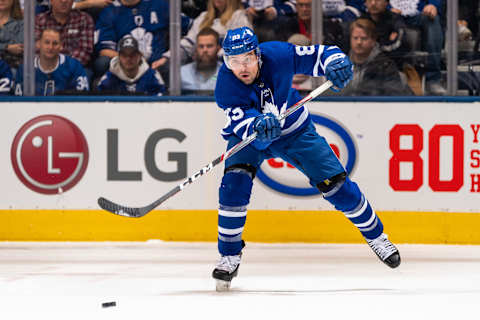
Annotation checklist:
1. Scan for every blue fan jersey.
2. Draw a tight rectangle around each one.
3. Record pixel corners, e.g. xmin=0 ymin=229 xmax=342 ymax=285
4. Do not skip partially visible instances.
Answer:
xmin=95 ymin=0 xmax=191 ymax=64
xmin=15 ymin=54 xmax=89 ymax=96
xmin=97 ymin=68 xmax=165 ymax=96
xmin=0 ymin=59 xmax=13 ymax=95
xmin=215 ymin=41 xmax=345 ymax=150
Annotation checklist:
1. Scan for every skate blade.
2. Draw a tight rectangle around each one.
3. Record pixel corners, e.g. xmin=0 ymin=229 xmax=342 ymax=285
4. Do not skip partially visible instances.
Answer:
xmin=215 ymin=279 xmax=231 ymax=292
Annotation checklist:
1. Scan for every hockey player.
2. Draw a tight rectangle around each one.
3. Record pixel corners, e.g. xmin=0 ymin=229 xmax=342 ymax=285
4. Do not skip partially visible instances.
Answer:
xmin=96 ymin=35 xmax=165 ymax=95
xmin=14 ymin=29 xmax=89 ymax=96
xmin=212 ymin=26 xmax=401 ymax=291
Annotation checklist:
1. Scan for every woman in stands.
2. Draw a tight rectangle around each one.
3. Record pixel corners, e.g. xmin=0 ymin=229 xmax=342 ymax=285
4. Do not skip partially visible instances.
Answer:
xmin=0 ymin=0 xmax=23 ymax=73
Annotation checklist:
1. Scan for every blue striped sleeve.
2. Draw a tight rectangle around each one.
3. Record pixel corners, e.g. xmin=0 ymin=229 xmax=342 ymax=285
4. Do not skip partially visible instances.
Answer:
xmin=292 ymin=43 xmax=346 ymax=77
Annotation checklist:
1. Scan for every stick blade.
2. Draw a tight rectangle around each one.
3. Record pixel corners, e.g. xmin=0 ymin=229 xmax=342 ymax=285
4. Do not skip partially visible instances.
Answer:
xmin=97 ymin=197 xmax=143 ymax=218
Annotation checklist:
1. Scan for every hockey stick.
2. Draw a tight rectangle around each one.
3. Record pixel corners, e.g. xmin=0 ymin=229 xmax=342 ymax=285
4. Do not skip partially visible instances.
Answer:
xmin=98 ymin=80 xmax=333 ymax=218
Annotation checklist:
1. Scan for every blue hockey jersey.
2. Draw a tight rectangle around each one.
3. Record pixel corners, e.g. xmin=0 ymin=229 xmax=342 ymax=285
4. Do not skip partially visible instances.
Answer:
xmin=95 ymin=0 xmax=191 ymax=64
xmin=0 ymin=59 xmax=13 ymax=95
xmin=215 ymin=41 xmax=345 ymax=150
xmin=96 ymin=56 xmax=165 ymax=95
xmin=15 ymin=54 xmax=89 ymax=96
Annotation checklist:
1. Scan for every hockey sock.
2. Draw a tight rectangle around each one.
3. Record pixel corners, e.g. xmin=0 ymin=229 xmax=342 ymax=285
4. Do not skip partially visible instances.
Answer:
xmin=323 ymin=177 xmax=383 ymax=240
xmin=218 ymin=170 xmax=253 ymax=256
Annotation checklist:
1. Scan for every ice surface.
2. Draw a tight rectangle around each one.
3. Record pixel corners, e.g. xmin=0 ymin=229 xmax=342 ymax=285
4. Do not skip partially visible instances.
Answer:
xmin=0 ymin=241 xmax=479 ymax=320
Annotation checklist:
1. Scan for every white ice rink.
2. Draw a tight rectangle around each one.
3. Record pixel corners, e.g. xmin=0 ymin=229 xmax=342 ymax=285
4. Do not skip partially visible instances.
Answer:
xmin=1 ymin=241 xmax=479 ymax=320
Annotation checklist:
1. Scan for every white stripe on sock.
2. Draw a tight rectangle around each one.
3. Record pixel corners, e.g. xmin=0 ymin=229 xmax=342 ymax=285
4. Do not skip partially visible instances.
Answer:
xmin=218 ymin=226 xmax=244 ymax=235
xmin=344 ymin=197 xmax=368 ymax=218
xmin=354 ymin=210 xmax=377 ymax=228
xmin=219 ymin=210 xmax=247 ymax=218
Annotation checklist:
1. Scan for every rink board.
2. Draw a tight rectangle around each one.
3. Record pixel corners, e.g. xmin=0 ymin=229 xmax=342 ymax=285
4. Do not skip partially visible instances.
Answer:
xmin=0 ymin=209 xmax=479 ymax=244
xmin=2 ymin=100 xmax=480 ymax=243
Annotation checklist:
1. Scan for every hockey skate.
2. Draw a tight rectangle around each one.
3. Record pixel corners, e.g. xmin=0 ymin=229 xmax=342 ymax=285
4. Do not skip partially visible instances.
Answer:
xmin=366 ymin=233 xmax=401 ymax=268
xmin=212 ymin=254 xmax=242 ymax=292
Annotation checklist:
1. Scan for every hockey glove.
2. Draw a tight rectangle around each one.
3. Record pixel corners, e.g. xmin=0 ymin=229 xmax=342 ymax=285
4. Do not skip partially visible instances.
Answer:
xmin=253 ymin=113 xmax=281 ymax=143
xmin=325 ymin=56 xmax=354 ymax=92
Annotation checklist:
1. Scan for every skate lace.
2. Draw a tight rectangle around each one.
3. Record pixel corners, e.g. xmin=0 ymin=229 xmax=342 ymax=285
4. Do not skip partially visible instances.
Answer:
xmin=367 ymin=234 xmax=397 ymax=260
xmin=216 ymin=255 xmax=241 ymax=273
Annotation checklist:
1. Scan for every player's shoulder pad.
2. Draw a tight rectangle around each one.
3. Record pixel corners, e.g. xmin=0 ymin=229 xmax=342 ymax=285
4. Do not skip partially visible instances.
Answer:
xmin=214 ymin=64 xmax=254 ymax=109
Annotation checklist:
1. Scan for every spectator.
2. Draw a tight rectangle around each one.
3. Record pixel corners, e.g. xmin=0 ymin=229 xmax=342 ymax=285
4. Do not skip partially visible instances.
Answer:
xmin=287 ymin=33 xmax=313 ymax=91
xmin=155 ymin=0 xmax=250 ymax=70
xmin=0 ymin=0 xmax=23 ymax=71
xmin=242 ymin=0 xmax=296 ymax=42
xmin=341 ymin=18 xmax=412 ymax=96
xmin=363 ymin=0 xmax=410 ymax=69
xmin=389 ymin=0 xmax=445 ymax=95
xmin=289 ymin=0 xmax=311 ymax=39
xmin=94 ymin=0 xmax=191 ymax=78
xmin=15 ymin=28 xmax=89 ymax=96
xmin=96 ymin=35 xmax=165 ymax=95
xmin=181 ymin=27 xmax=222 ymax=92
xmin=35 ymin=0 xmax=94 ymax=69
xmin=0 ymin=58 xmax=13 ymax=95
xmin=282 ymin=0 xmax=361 ymax=49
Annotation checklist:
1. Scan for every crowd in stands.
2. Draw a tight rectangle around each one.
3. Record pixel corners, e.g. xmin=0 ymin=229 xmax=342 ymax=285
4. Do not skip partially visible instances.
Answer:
xmin=0 ymin=0 xmax=478 ymax=97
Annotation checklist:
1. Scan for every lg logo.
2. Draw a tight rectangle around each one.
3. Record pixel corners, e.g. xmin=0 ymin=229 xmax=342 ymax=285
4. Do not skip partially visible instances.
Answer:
xmin=11 ymin=115 xmax=89 ymax=194
xmin=11 ymin=115 xmax=189 ymax=194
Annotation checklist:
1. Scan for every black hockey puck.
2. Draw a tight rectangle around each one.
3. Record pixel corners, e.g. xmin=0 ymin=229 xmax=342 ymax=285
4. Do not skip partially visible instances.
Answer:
xmin=102 ymin=301 xmax=116 ymax=308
